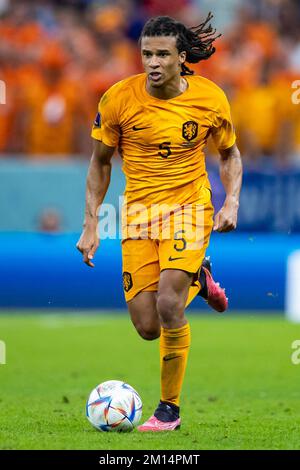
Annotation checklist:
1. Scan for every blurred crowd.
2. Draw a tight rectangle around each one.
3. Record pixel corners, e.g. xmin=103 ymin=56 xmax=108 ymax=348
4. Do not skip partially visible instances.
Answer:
xmin=0 ymin=0 xmax=300 ymax=165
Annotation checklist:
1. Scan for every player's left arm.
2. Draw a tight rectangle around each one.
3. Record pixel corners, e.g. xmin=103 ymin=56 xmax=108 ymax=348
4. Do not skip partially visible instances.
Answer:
xmin=213 ymin=143 xmax=243 ymax=232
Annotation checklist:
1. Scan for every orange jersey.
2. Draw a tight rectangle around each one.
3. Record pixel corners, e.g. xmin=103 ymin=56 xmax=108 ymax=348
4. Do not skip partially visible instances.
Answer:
xmin=91 ymin=73 xmax=236 ymax=210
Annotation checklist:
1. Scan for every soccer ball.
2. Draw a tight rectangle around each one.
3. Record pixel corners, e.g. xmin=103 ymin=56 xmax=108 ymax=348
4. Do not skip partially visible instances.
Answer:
xmin=86 ymin=380 xmax=142 ymax=432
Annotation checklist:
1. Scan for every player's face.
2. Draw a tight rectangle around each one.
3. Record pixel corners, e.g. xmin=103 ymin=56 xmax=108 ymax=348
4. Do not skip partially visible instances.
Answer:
xmin=141 ymin=36 xmax=186 ymax=88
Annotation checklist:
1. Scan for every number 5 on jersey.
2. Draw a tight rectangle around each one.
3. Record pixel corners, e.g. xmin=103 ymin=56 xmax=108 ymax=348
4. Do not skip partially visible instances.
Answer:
xmin=158 ymin=142 xmax=172 ymax=158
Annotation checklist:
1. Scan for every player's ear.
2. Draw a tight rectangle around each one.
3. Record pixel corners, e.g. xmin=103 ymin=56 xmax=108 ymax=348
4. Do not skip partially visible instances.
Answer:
xmin=179 ymin=51 xmax=186 ymax=64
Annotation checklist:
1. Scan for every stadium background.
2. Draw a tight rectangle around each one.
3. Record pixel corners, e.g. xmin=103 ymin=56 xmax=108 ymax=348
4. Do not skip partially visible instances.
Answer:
xmin=0 ymin=0 xmax=300 ymax=312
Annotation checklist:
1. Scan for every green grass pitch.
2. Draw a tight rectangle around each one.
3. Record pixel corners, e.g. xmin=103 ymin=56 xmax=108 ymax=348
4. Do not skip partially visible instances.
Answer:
xmin=0 ymin=312 xmax=299 ymax=450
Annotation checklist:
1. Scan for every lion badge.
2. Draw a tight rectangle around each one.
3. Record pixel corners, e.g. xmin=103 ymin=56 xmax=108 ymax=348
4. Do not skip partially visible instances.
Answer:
xmin=182 ymin=121 xmax=198 ymax=141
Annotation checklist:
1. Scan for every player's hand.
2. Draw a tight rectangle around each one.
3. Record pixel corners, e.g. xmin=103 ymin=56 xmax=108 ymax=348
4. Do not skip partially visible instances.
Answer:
xmin=213 ymin=200 xmax=238 ymax=232
xmin=76 ymin=227 xmax=99 ymax=267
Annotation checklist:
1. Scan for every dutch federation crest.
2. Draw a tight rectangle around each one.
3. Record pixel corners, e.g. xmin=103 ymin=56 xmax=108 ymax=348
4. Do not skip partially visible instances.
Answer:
xmin=182 ymin=121 xmax=198 ymax=141
xmin=122 ymin=272 xmax=133 ymax=292
xmin=93 ymin=112 xmax=101 ymax=128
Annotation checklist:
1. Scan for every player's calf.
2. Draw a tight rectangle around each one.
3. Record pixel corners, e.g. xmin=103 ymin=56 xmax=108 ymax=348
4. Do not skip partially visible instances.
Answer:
xmin=135 ymin=325 xmax=161 ymax=340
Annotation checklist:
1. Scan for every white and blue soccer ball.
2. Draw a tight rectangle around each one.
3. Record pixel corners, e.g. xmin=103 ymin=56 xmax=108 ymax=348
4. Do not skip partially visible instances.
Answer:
xmin=86 ymin=380 xmax=142 ymax=432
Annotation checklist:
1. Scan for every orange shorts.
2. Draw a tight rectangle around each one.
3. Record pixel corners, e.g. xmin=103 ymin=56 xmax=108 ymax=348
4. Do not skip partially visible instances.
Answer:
xmin=122 ymin=195 xmax=214 ymax=302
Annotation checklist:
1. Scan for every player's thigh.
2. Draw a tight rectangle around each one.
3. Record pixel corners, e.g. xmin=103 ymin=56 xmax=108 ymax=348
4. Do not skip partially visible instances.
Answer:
xmin=122 ymin=239 xmax=160 ymax=338
xmin=122 ymin=238 xmax=160 ymax=303
xmin=159 ymin=198 xmax=214 ymax=275
xmin=127 ymin=291 xmax=160 ymax=339
xmin=156 ymin=198 xmax=214 ymax=322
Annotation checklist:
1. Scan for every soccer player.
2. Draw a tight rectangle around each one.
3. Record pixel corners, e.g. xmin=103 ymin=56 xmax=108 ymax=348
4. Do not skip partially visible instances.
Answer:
xmin=77 ymin=13 xmax=242 ymax=431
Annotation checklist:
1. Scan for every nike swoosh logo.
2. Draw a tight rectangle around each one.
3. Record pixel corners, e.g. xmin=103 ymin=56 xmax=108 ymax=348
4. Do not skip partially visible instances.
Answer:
xmin=163 ymin=355 xmax=181 ymax=362
xmin=132 ymin=125 xmax=150 ymax=131
xmin=168 ymin=256 xmax=185 ymax=262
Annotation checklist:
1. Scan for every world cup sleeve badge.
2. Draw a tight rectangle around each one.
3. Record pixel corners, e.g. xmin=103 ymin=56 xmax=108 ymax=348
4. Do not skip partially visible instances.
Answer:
xmin=93 ymin=112 xmax=101 ymax=128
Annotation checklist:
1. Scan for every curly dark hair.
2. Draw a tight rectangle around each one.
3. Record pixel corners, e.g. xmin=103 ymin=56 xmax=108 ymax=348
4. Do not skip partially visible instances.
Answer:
xmin=140 ymin=12 xmax=221 ymax=75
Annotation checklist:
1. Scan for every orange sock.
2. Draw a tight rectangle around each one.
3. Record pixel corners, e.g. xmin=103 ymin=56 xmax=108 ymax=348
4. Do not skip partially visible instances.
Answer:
xmin=160 ymin=323 xmax=191 ymax=407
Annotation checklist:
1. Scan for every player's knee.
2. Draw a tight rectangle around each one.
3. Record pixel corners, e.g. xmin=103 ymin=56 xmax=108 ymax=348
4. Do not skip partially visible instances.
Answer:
xmin=156 ymin=293 xmax=184 ymax=323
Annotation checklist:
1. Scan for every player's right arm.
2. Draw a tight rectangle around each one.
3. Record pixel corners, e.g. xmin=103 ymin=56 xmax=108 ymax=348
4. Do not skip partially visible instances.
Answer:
xmin=76 ymin=139 xmax=115 ymax=267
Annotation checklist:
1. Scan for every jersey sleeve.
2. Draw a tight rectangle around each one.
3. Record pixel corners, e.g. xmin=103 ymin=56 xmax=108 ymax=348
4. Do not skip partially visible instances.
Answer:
xmin=91 ymin=91 xmax=120 ymax=147
xmin=211 ymin=90 xmax=236 ymax=150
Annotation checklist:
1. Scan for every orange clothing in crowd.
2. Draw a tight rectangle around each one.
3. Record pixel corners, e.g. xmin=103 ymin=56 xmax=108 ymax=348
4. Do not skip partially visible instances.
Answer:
xmin=232 ymin=84 xmax=281 ymax=154
xmin=0 ymin=68 xmax=20 ymax=153
xmin=20 ymin=74 xmax=84 ymax=156
xmin=0 ymin=5 xmax=299 ymax=159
